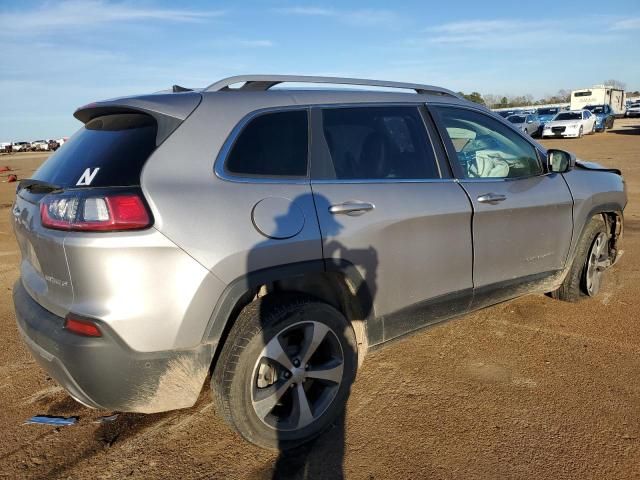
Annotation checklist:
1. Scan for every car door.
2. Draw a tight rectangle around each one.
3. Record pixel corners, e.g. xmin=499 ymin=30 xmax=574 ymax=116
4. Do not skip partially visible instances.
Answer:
xmin=429 ymin=104 xmax=574 ymax=307
xmin=525 ymin=115 xmax=535 ymax=135
xmin=309 ymin=105 xmax=473 ymax=343
xmin=584 ymin=110 xmax=594 ymax=131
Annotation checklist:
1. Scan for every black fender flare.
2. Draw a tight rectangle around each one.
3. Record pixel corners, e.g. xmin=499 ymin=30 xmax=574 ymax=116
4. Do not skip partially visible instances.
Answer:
xmin=201 ymin=259 xmax=381 ymax=355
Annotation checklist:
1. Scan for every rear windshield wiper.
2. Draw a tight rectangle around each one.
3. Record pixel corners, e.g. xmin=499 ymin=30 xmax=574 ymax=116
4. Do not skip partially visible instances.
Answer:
xmin=18 ymin=179 xmax=64 ymax=194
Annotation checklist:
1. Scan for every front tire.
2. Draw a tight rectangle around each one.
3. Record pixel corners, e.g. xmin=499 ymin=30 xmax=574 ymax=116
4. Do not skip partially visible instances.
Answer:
xmin=211 ymin=295 xmax=357 ymax=450
xmin=578 ymin=126 xmax=584 ymax=138
xmin=549 ymin=217 xmax=609 ymax=302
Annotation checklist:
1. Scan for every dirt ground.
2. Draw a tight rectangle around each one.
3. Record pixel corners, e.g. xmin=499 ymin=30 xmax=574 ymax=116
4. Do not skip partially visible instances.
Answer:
xmin=0 ymin=120 xmax=639 ymax=480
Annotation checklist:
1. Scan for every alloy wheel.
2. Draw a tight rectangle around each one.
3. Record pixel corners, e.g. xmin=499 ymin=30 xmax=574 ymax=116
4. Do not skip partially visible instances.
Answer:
xmin=251 ymin=321 xmax=344 ymax=431
xmin=585 ymin=232 xmax=609 ymax=296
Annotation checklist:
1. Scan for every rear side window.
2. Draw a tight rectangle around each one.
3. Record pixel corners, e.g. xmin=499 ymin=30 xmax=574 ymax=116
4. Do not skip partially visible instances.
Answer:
xmin=225 ymin=110 xmax=308 ymax=177
xmin=320 ymin=106 xmax=439 ymax=180
xmin=33 ymin=114 xmax=157 ymax=188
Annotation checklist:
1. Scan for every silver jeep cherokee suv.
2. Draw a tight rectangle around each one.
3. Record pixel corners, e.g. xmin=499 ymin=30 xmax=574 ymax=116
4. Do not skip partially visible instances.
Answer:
xmin=12 ymin=75 xmax=625 ymax=449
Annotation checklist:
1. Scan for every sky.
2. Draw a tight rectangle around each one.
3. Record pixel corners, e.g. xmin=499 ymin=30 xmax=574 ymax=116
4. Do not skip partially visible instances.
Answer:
xmin=1 ymin=0 xmax=639 ymax=140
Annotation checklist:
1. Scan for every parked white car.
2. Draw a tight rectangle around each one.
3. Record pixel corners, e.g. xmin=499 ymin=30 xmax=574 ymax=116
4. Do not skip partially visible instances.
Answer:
xmin=31 ymin=140 xmax=49 ymax=151
xmin=12 ymin=142 xmax=31 ymax=151
xmin=541 ymin=110 xmax=597 ymax=138
xmin=626 ymin=102 xmax=640 ymax=118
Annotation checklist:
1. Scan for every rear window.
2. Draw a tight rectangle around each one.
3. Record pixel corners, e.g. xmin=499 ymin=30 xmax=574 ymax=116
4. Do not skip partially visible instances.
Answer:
xmin=224 ymin=110 xmax=308 ymax=177
xmin=32 ymin=114 xmax=157 ymax=188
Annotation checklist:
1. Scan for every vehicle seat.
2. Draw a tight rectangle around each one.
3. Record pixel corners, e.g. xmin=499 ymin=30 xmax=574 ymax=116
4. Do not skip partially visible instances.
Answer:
xmin=359 ymin=131 xmax=391 ymax=179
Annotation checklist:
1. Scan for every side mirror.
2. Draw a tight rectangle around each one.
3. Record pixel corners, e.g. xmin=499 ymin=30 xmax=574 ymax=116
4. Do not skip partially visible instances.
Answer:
xmin=547 ymin=149 xmax=576 ymax=173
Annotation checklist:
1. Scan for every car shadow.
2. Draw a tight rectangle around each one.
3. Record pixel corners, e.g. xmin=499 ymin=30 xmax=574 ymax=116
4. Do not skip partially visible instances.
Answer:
xmin=609 ymin=125 xmax=640 ymax=135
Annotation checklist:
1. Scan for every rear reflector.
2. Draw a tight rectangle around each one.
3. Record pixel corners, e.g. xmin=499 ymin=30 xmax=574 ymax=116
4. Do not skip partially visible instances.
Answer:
xmin=64 ymin=315 xmax=102 ymax=337
xmin=41 ymin=190 xmax=151 ymax=232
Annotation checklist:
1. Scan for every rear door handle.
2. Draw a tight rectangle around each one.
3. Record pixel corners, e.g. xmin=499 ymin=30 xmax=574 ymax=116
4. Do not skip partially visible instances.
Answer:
xmin=477 ymin=193 xmax=507 ymax=204
xmin=329 ymin=201 xmax=375 ymax=216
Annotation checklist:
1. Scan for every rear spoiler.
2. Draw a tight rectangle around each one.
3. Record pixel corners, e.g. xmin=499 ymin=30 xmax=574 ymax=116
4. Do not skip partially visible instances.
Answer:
xmin=575 ymin=161 xmax=621 ymax=176
xmin=74 ymin=92 xmax=202 ymax=145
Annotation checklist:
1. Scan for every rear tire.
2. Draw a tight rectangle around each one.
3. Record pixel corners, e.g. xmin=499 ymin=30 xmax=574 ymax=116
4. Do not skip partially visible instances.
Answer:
xmin=549 ymin=217 xmax=608 ymax=302
xmin=211 ymin=294 xmax=357 ymax=450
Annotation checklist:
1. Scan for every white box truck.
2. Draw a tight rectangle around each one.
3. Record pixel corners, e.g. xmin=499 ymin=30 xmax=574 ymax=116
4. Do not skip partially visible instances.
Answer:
xmin=571 ymin=85 xmax=625 ymax=116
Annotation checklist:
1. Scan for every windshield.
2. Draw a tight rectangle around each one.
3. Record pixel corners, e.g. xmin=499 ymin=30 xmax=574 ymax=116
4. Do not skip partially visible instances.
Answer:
xmin=585 ymin=105 xmax=605 ymax=114
xmin=554 ymin=112 xmax=581 ymax=121
xmin=537 ymin=108 xmax=559 ymax=115
xmin=507 ymin=115 xmax=526 ymax=124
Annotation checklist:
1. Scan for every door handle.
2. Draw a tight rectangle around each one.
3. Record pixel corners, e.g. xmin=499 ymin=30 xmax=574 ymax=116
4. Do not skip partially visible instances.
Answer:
xmin=477 ymin=193 xmax=507 ymax=204
xmin=329 ymin=201 xmax=375 ymax=216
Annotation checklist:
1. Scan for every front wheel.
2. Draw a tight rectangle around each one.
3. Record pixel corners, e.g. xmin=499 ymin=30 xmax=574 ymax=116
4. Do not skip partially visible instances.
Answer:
xmin=549 ymin=217 xmax=609 ymax=301
xmin=578 ymin=126 xmax=584 ymax=138
xmin=211 ymin=295 xmax=358 ymax=450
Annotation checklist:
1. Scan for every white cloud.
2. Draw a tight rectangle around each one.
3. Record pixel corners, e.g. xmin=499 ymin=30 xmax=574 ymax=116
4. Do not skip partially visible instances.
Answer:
xmin=276 ymin=6 xmax=400 ymax=27
xmin=610 ymin=17 xmax=640 ymax=30
xmin=235 ymin=39 xmax=275 ymax=48
xmin=0 ymin=0 xmax=224 ymax=35
xmin=418 ymin=18 xmax=609 ymax=48
xmin=278 ymin=7 xmax=334 ymax=17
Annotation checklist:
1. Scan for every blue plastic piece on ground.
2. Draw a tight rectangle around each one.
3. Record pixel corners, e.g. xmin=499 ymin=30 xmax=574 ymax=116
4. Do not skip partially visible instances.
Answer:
xmin=25 ymin=415 xmax=78 ymax=426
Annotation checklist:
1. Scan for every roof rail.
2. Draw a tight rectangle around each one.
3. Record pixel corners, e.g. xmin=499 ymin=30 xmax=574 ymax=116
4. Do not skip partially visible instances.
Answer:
xmin=204 ymin=75 xmax=459 ymax=98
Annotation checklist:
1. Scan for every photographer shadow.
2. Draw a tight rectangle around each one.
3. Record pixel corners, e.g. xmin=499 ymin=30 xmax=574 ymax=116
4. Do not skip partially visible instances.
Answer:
xmin=246 ymin=193 xmax=377 ymax=480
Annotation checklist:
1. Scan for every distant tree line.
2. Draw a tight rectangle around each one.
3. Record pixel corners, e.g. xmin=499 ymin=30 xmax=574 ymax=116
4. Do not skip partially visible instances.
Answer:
xmin=458 ymin=79 xmax=635 ymax=108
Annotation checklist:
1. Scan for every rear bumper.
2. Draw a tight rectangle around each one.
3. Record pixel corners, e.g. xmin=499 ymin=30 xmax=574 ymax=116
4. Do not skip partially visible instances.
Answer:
xmin=13 ymin=280 xmax=214 ymax=413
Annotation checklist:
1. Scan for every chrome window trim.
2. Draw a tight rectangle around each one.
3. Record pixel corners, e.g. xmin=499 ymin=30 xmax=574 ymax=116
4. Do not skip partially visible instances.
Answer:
xmin=215 ymin=101 xmax=444 ymax=185
xmin=311 ymin=178 xmax=456 ymax=185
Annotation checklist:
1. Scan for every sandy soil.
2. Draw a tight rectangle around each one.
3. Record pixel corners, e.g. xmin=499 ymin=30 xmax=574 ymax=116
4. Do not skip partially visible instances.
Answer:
xmin=0 ymin=120 xmax=639 ymax=479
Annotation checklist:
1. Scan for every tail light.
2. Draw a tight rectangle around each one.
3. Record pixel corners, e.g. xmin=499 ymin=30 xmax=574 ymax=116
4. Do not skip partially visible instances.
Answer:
xmin=64 ymin=314 xmax=102 ymax=337
xmin=40 ymin=189 xmax=151 ymax=232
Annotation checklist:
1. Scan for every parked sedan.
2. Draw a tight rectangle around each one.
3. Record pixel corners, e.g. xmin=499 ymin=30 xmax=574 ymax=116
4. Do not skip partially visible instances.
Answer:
xmin=31 ymin=140 xmax=50 ymax=151
xmin=507 ymin=114 xmax=541 ymax=136
xmin=496 ymin=109 xmax=521 ymax=118
xmin=626 ymin=102 xmax=640 ymax=118
xmin=11 ymin=142 xmax=31 ymax=152
xmin=542 ymin=110 xmax=596 ymax=138
xmin=536 ymin=107 xmax=561 ymax=128
xmin=584 ymin=105 xmax=615 ymax=131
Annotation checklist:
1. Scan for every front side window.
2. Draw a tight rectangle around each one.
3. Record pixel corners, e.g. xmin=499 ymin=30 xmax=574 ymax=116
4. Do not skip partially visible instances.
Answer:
xmin=432 ymin=106 xmax=542 ymax=179
xmin=225 ymin=110 xmax=308 ymax=177
xmin=320 ymin=106 xmax=439 ymax=180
